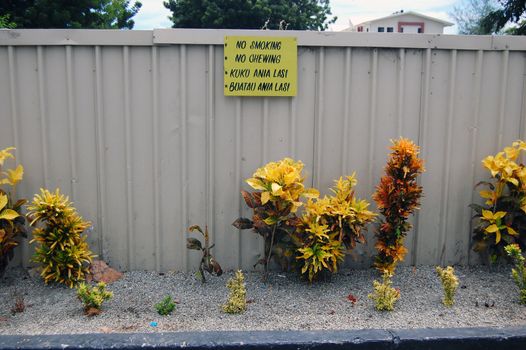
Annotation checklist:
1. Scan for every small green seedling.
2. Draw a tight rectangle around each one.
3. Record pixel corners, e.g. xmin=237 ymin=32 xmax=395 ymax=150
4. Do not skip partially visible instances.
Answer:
xmin=77 ymin=282 xmax=113 ymax=316
xmin=155 ymin=295 xmax=176 ymax=316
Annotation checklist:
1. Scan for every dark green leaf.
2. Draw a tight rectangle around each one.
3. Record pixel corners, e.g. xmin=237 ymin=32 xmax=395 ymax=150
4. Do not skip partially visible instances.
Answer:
xmin=232 ymin=218 xmax=253 ymax=230
xmin=186 ymin=238 xmax=202 ymax=250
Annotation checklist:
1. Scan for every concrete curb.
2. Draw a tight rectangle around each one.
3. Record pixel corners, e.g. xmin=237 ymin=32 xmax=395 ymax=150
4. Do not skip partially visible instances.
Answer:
xmin=1 ymin=327 xmax=526 ymax=349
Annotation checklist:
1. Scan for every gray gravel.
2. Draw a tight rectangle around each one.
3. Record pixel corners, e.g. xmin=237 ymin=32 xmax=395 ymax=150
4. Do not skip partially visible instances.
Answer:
xmin=0 ymin=266 xmax=525 ymax=335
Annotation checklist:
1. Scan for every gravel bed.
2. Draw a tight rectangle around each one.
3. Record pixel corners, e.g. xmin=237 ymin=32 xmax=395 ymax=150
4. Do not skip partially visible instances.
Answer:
xmin=0 ymin=265 xmax=525 ymax=335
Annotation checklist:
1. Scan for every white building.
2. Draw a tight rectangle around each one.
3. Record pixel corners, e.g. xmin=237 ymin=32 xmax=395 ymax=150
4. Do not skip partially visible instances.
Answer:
xmin=343 ymin=10 xmax=453 ymax=34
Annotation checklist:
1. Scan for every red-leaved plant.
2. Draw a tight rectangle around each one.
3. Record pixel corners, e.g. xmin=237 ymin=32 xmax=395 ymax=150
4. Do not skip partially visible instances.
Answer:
xmin=373 ymin=138 xmax=425 ymax=274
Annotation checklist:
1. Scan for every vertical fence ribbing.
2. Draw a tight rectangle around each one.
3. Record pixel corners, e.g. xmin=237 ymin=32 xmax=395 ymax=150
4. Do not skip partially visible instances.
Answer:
xmin=123 ymin=46 xmax=134 ymax=271
xmin=36 ymin=46 xmax=49 ymax=189
xmin=397 ymin=48 xmax=405 ymax=137
xmin=94 ymin=46 xmax=106 ymax=258
xmin=438 ymin=50 xmax=457 ymax=264
xmin=467 ymin=50 xmax=484 ymax=264
xmin=235 ymin=98 xmax=242 ymax=268
xmin=520 ymin=52 xmax=526 ymax=142
xmin=65 ymin=46 xmax=78 ymax=200
xmin=412 ymin=48 xmax=432 ymax=265
xmin=367 ymin=49 xmax=378 ymax=191
xmin=262 ymin=98 xmax=269 ymax=163
xmin=8 ymin=46 xmax=25 ymax=263
xmin=313 ymin=47 xmax=324 ymax=189
xmin=151 ymin=46 xmax=162 ymax=271
xmin=206 ymin=45 xmax=216 ymax=248
xmin=180 ymin=45 xmax=188 ymax=272
xmin=288 ymin=96 xmax=297 ymax=159
xmin=497 ymin=50 xmax=509 ymax=149
xmin=341 ymin=47 xmax=352 ymax=175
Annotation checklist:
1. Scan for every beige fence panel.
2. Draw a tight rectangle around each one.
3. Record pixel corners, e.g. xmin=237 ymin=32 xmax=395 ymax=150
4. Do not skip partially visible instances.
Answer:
xmin=1 ymin=29 xmax=525 ymax=271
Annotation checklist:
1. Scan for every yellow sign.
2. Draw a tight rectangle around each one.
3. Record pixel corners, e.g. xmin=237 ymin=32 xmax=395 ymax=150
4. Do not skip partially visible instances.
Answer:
xmin=224 ymin=36 xmax=297 ymax=97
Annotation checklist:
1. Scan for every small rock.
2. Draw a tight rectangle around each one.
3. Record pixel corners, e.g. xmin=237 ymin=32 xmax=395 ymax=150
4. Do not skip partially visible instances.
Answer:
xmin=98 ymin=326 xmax=112 ymax=333
xmin=86 ymin=260 xmax=123 ymax=284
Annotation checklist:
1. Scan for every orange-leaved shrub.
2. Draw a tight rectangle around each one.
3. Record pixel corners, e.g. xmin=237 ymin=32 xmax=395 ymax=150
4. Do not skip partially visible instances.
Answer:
xmin=373 ymin=138 xmax=424 ymax=274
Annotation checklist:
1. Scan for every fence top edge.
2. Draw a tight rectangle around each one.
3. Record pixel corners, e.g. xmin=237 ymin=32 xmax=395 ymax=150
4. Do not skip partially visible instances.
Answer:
xmin=1 ymin=29 xmax=526 ymax=51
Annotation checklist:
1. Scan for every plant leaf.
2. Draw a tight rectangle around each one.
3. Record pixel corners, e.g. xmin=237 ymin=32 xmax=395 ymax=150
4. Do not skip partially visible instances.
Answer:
xmin=261 ymin=191 xmax=271 ymax=204
xmin=485 ymin=224 xmax=499 ymax=233
xmin=232 ymin=218 xmax=253 ymax=230
xmin=0 ymin=194 xmax=7 ymax=211
xmin=493 ymin=211 xmax=506 ymax=220
xmin=186 ymin=238 xmax=203 ymax=250
xmin=210 ymin=258 xmax=223 ymax=276
xmin=188 ymin=225 xmax=203 ymax=234
xmin=241 ymin=190 xmax=256 ymax=208
xmin=0 ymin=209 xmax=19 ymax=221
xmin=507 ymin=226 xmax=518 ymax=236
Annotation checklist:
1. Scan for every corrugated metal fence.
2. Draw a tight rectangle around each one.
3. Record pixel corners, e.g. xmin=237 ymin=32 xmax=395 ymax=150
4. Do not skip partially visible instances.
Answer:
xmin=1 ymin=29 xmax=526 ymax=271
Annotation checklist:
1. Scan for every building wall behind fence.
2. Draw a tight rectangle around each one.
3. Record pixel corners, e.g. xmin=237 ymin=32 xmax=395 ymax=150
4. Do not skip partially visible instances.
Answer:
xmin=1 ymin=29 xmax=525 ymax=271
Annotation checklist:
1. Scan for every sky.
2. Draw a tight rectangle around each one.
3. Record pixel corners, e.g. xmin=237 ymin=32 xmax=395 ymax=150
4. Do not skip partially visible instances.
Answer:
xmin=133 ymin=0 xmax=459 ymax=34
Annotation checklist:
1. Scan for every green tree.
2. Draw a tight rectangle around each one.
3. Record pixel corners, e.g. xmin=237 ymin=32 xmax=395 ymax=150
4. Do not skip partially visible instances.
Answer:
xmin=0 ymin=0 xmax=142 ymax=29
xmin=480 ymin=0 xmax=526 ymax=34
xmin=0 ymin=14 xmax=16 ymax=28
xmin=163 ymin=0 xmax=337 ymax=30
xmin=449 ymin=0 xmax=498 ymax=34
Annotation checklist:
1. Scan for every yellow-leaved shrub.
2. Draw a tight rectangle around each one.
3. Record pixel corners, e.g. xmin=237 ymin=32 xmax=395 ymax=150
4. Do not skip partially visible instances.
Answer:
xmin=368 ymin=273 xmax=400 ymax=311
xmin=435 ymin=266 xmax=459 ymax=307
xmin=28 ymin=188 xmax=95 ymax=287
xmin=232 ymin=158 xmax=318 ymax=278
xmin=222 ymin=270 xmax=247 ymax=314
xmin=471 ymin=141 xmax=526 ymax=261
xmin=505 ymin=244 xmax=526 ymax=305
xmin=295 ymin=174 xmax=376 ymax=281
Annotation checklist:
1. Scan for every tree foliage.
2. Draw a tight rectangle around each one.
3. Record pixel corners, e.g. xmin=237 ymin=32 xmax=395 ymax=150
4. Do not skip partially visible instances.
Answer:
xmin=0 ymin=0 xmax=142 ymax=29
xmin=480 ymin=0 xmax=526 ymax=34
xmin=163 ymin=0 xmax=337 ymax=30
xmin=0 ymin=14 xmax=16 ymax=28
xmin=449 ymin=0 xmax=498 ymax=34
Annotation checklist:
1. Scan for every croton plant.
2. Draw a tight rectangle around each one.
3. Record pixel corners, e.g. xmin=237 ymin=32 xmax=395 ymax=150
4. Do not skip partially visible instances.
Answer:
xmin=0 ymin=147 xmax=26 ymax=277
xmin=471 ymin=141 xmax=526 ymax=261
xmin=233 ymin=157 xmax=318 ymax=279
